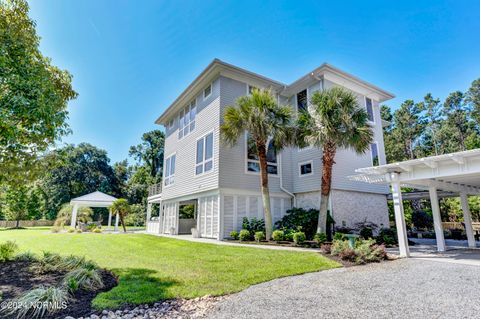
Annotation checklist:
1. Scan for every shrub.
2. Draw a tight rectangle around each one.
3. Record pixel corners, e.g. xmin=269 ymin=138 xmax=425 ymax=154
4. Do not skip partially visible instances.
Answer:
xmin=293 ymin=232 xmax=306 ymax=245
xmin=242 ymin=217 xmax=265 ymax=235
xmin=376 ymin=227 xmax=397 ymax=246
xmin=333 ymin=232 xmax=346 ymax=241
xmin=63 ymin=267 xmax=104 ymax=291
xmin=359 ymin=227 xmax=374 ymax=239
xmin=412 ymin=210 xmax=433 ymax=230
xmin=93 ymin=228 xmax=102 ymax=233
xmin=283 ymin=229 xmax=295 ymax=241
xmin=354 ymin=220 xmax=378 ymax=239
xmin=65 ymin=277 xmax=79 ymax=293
xmin=354 ymin=239 xmax=387 ymax=264
xmin=4 ymin=286 xmax=69 ymax=319
xmin=76 ymin=229 xmax=82 ymax=233
xmin=239 ymin=229 xmax=251 ymax=241
xmin=229 ymin=231 xmax=239 ymax=240
xmin=254 ymin=231 xmax=265 ymax=242
xmin=320 ymin=243 xmax=332 ymax=254
xmin=50 ymin=226 xmax=61 ymax=233
xmin=0 ymin=240 xmax=18 ymax=262
xmin=67 ymin=228 xmax=75 ymax=233
xmin=314 ymin=232 xmax=327 ymax=245
xmin=57 ymin=255 xmax=98 ymax=272
xmin=86 ymin=223 xmax=97 ymax=232
xmin=274 ymin=207 xmax=319 ymax=240
xmin=15 ymin=251 xmax=38 ymax=262
xmin=272 ymin=230 xmax=284 ymax=242
xmin=331 ymin=239 xmax=351 ymax=256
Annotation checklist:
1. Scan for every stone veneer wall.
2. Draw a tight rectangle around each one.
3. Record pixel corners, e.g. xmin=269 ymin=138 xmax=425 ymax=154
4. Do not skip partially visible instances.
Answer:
xmin=295 ymin=189 xmax=389 ymax=229
xmin=330 ymin=189 xmax=389 ymax=229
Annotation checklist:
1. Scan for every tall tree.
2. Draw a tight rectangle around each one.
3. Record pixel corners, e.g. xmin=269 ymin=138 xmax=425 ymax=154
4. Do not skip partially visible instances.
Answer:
xmin=221 ymin=88 xmax=294 ymax=239
xmin=443 ymin=91 xmax=470 ymax=151
xmin=466 ymin=78 xmax=480 ymax=125
xmin=0 ymin=0 xmax=77 ymax=184
xmin=110 ymin=198 xmax=131 ymax=233
xmin=299 ymin=87 xmax=373 ymax=233
xmin=129 ymin=130 xmax=165 ymax=182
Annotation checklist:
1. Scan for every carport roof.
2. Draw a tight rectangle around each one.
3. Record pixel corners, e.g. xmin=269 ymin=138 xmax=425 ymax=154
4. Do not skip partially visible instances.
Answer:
xmin=349 ymin=149 xmax=480 ymax=195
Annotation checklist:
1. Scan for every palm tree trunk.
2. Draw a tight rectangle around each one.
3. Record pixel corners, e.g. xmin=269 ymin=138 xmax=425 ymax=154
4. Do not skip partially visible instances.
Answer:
xmin=120 ymin=214 xmax=127 ymax=233
xmin=257 ymin=142 xmax=273 ymax=240
xmin=318 ymin=141 xmax=336 ymax=234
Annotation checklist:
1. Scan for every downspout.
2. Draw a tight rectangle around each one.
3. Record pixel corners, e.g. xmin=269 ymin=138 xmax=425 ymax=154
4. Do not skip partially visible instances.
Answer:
xmin=278 ymin=153 xmax=296 ymax=207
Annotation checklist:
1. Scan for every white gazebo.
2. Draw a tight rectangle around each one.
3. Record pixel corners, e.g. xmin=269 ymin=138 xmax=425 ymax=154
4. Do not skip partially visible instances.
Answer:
xmin=350 ymin=149 xmax=480 ymax=257
xmin=70 ymin=191 xmax=119 ymax=230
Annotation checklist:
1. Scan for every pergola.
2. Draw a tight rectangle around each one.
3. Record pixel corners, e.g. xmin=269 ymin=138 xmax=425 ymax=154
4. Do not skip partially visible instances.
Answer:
xmin=350 ymin=149 xmax=480 ymax=257
xmin=70 ymin=191 xmax=119 ymax=231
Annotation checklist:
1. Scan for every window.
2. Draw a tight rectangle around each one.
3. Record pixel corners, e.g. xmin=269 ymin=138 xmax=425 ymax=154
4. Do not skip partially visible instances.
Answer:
xmin=166 ymin=119 xmax=174 ymax=131
xmin=178 ymin=99 xmax=196 ymax=139
xmin=246 ymin=134 xmax=278 ymax=175
xmin=196 ymin=132 xmax=214 ymax=175
xmin=164 ymin=154 xmax=176 ymax=186
xmin=299 ymin=161 xmax=313 ymax=176
xmin=365 ymin=97 xmax=374 ymax=122
xmin=296 ymin=89 xmax=307 ymax=112
xmin=203 ymin=83 xmax=212 ymax=99
xmin=371 ymin=143 xmax=379 ymax=166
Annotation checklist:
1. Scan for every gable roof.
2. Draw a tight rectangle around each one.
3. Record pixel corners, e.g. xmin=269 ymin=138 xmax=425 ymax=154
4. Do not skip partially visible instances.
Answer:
xmin=155 ymin=59 xmax=395 ymax=125
xmin=70 ymin=191 xmax=117 ymax=205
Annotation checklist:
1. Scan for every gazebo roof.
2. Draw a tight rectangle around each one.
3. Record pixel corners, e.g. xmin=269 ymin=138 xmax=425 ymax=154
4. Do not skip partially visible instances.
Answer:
xmin=70 ymin=191 xmax=117 ymax=207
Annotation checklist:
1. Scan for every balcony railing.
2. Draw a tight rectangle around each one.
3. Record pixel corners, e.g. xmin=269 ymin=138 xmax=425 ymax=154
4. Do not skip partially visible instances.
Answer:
xmin=148 ymin=182 xmax=163 ymax=197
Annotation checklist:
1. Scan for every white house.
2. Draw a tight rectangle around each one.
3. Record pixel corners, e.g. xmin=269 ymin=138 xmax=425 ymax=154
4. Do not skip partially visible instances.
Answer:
xmin=146 ymin=59 xmax=394 ymax=239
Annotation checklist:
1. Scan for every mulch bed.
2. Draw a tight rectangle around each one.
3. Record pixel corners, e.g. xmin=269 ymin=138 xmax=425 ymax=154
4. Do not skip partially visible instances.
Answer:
xmin=0 ymin=260 xmax=117 ymax=319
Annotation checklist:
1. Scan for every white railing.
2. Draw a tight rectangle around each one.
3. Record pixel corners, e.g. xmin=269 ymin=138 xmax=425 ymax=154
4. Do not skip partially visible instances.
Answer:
xmin=148 ymin=182 xmax=162 ymax=197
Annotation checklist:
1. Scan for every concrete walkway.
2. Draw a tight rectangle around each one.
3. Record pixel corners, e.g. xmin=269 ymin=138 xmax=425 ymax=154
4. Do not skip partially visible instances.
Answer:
xmin=140 ymin=232 xmax=321 ymax=253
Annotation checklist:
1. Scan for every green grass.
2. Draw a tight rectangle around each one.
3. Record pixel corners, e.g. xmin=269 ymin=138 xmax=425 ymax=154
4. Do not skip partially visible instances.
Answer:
xmin=0 ymin=228 xmax=340 ymax=309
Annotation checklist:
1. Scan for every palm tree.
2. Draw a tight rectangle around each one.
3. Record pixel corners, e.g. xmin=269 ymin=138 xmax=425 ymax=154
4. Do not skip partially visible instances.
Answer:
xmin=221 ymin=88 xmax=294 ymax=239
xmin=110 ymin=198 xmax=131 ymax=233
xmin=299 ymin=87 xmax=373 ymax=233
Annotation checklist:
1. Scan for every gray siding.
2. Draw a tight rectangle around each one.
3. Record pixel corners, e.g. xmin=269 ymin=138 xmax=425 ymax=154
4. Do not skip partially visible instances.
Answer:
xmin=161 ymin=78 xmax=221 ymax=200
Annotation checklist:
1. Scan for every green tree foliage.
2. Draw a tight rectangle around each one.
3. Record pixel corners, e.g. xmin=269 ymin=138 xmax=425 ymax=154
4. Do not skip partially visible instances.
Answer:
xmin=39 ymin=143 xmax=120 ymax=219
xmin=221 ymin=88 xmax=294 ymax=239
xmin=299 ymin=87 xmax=373 ymax=233
xmin=110 ymin=198 xmax=131 ymax=232
xmin=0 ymin=0 xmax=77 ymax=184
xmin=129 ymin=130 xmax=165 ymax=182
xmin=54 ymin=203 xmax=93 ymax=227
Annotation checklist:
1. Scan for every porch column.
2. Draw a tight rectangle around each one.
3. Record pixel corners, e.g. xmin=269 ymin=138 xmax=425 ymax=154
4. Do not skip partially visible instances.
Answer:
xmin=107 ymin=211 xmax=112 ymax=229
xmin=460 ymin=192 xmax=476 ymax=248
xmin=158 ymin=202 xmax=163 ymax=234
xmin=429 ymin=186 xmax=446 ymax=252
xmin=70 ymin=204 xmax=79 ymax=228
xmin=114 ymin=213 xmax=119 ymax=232
xmin=146 ymin=203 xmax=152 ymax=222
xmin=390 ymin=175 xmax=410 ymax=257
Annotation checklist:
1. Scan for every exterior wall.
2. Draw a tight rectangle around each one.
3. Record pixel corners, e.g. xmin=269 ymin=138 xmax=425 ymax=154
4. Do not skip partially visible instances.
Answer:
xmin=330 ymin=189 xmax=389 ymax=229
xmin=162 ymin=78 xmax=221 ymax=200
xmin=295 ymin=191 xmax=321 ymax=210
xmin=221 ymin=190 xmax=292 ymax=238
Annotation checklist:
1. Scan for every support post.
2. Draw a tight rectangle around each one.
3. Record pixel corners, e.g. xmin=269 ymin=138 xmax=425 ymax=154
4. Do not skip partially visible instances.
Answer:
xmin=107 ymin=211 xmax=112 ymax=229
xmin=70 ymin=204 xmax=79 ymax=228
xmin=390 ymin=176 xmax=410 ymax=257
xmin=158 ymin=201 xmax=163 ymax=234
xmin=429 ymin=186 xmax=446 ymax=252
xmin=460 ymin=192 xmax=476 ymax=248
xmin=114 ymin=213 xmax=119 ymax=232
xmin=146 ymin=203 xmax=152 ymax=222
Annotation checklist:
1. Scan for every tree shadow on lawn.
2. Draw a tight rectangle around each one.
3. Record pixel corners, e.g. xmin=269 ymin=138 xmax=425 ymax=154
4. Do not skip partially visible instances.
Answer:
xmin=92 ymin=268 xmax=179 ymax=310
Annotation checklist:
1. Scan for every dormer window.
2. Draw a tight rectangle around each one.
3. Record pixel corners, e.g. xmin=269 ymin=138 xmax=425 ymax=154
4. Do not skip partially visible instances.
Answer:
xmin=203 ymin=83 xmax=212 ymax=100
xmin=296 ymin=89 xmax=307 ymax=112
xmin=178 ymin=99 xmax=196 ymax=139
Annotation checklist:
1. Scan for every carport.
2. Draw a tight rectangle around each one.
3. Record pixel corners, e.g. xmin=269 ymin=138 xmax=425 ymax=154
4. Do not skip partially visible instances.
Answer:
xmin=350 ymin=149 xmax=480 ymax=257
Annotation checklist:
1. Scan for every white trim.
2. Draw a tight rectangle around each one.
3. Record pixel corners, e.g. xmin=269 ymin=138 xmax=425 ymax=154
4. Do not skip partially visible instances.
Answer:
xmin=221 ymin=187 xmax=291 ymax=198
xmin=194 ymin=130 xmax=215 ymax=177
xmin=298 ymin=160 xmax=314 ymax=177
xmin=298 ymin=145 xmax=313 ymax=152
xmin=203 ymin=83 xmax=212 ymax=100
xmin=244 ymin=132 xmax=280 ymax=177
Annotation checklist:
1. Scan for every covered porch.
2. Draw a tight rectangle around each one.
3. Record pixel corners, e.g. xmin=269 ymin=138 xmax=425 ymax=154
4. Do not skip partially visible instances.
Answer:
xmin=351 ymin=149 xmax=480 ymax=257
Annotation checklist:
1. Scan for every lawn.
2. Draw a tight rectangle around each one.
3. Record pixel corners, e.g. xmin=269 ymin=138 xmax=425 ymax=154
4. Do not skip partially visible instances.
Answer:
xmin=0 ymin=228 xmax=340 ymax=309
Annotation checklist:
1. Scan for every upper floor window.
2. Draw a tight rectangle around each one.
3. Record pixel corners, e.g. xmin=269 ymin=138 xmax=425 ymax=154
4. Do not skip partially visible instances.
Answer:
xmin=164 ymin=154 xmax=176 ymax=186
xmin=178 ymin=100 xmax=196 ymax=139
xmin=196 ymin=132 xmax=214 ymax=175
xmin=299 ymin=161 xmax=313 ymax=176
xmin=166 ymin=119 xmax=174 ymax=131
xmin=246 ymin=134 xmax=278 ymax=175
xmin=365 ymin=97 xmax=374 ymax=122
xmin=296 ymin=89 xmax=307 ymax=112
xmin=371 ymin=142 xmax=379 ymax=166
xmin=203 ymin=83 xmax=212 ymax=100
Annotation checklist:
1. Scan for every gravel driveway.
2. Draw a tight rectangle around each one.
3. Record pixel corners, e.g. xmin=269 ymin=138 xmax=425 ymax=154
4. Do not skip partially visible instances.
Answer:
xmin=210 ymin=259 xmax=480 ymax=319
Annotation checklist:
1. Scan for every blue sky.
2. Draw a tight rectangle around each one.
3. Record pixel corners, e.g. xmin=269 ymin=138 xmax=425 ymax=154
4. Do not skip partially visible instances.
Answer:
xmin=29 ymin=0 xmax=480 ymax=163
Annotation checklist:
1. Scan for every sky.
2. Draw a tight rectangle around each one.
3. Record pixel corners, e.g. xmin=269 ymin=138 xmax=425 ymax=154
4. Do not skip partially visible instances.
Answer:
xmin=28 ymin=0 xmax=480 ymax=163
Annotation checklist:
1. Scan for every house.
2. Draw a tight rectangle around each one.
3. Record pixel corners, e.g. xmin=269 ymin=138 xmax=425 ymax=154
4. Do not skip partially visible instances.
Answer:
xmin=145 ymin=59 xmax=394 ymax=239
